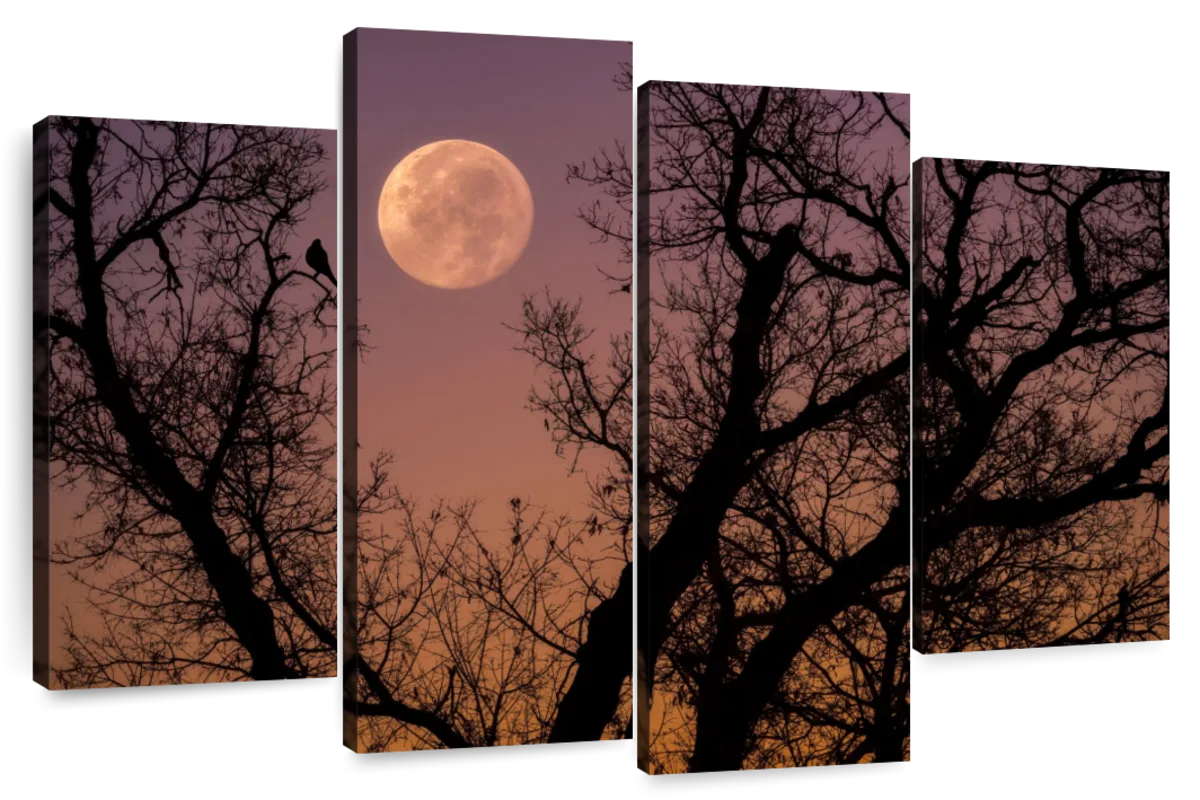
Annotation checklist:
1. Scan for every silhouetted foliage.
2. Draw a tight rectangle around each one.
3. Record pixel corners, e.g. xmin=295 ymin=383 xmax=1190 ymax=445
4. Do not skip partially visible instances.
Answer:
xmin=914 ymin=160 xmax=1169 ymax=652
xmin=637 ymin=83 xmax=910 ymax=772
xmin=351 ymin=318 xmax=631 ymax=747
xmin=41 ymin=118 xmax=337 ymax=686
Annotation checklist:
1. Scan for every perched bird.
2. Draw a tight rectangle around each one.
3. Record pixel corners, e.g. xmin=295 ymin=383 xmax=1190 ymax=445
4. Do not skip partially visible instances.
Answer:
xmin=306 ymin=239 xmax=336 ymax=286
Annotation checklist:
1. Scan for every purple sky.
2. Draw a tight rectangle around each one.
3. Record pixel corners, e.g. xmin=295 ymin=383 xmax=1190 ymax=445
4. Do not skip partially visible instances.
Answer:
xmin=351 ymin=29 xmax=631 ymax=531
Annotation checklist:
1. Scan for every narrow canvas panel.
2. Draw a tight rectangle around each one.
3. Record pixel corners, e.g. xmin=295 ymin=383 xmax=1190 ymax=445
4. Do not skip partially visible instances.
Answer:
xmin=342 ymin=28 xmax=633 ymax=753
xmin=637 ymin=83 xmax=911 ymax=773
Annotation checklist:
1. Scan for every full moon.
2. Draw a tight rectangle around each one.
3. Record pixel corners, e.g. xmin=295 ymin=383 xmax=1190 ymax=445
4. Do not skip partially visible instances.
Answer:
xmin=377 ymin=140 xmax=534 ymax=289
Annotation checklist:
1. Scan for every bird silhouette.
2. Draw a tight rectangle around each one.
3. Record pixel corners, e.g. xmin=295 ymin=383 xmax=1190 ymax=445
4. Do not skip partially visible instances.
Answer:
xmin=306 ymin=239 xmax=336 ymax=286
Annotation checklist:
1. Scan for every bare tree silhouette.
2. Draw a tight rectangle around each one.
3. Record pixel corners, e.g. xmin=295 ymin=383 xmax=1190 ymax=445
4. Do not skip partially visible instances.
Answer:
xmin=913 ymin=159 xmax=1169 ymax=653
xmin=36 ymin=118 xmax=337 ymax=687
xmin=343 ymin=453 xmax=638 ymax=753
xmin=635 ymin=83 xmax=910 ymax=772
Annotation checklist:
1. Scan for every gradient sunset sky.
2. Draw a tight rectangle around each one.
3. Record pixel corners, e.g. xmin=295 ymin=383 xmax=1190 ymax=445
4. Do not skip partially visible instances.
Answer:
xmin=352 ymin=29 xmax=632 ymax=532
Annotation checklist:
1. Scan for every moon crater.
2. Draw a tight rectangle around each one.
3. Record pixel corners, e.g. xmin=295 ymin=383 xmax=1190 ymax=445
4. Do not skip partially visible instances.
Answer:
xmin=378 ymin=140 xmax=534 ymax=289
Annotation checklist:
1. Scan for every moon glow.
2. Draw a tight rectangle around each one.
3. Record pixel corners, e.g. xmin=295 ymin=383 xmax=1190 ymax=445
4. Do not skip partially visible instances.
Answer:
xmin=378 ymin=140 xmax=534 ymax=289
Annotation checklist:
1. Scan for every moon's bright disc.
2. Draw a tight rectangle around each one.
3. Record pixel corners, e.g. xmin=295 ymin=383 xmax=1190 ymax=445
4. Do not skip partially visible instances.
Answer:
xmin=377 ymin=140 xmax=534 ymax=289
